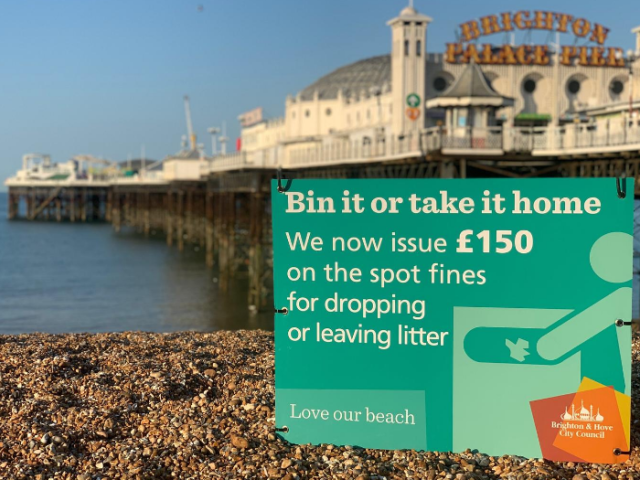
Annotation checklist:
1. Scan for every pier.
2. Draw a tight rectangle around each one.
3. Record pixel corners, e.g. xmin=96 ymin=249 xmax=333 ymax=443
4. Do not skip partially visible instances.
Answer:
xmin=6 ymin=123 xmax=640 ymax=311
xmin=8 ymin=2 xmax=640 ymax=312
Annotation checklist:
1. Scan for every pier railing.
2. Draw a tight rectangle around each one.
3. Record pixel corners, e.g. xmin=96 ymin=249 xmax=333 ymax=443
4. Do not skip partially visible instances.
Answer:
xmin=205 ymin=151 xmax=248 ymax=172
xmin=202 ymin=121 xmax=640 ymax=173
xmin=9 ymin=121 xmax=640 ymax=187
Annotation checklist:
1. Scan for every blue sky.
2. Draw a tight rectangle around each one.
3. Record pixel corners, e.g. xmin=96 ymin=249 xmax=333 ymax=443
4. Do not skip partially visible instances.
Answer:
xmin=1 ymin=0 xmax=638 ymax=187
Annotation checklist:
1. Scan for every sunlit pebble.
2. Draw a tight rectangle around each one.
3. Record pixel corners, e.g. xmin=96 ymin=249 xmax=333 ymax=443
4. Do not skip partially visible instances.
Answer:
xmin=0 ymin=330 xmax=637 ymax=479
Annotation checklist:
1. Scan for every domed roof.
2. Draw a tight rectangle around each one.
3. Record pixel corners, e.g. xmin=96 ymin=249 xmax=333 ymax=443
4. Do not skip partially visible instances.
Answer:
xmin=299 ymin=55 xmax=391 ymax=101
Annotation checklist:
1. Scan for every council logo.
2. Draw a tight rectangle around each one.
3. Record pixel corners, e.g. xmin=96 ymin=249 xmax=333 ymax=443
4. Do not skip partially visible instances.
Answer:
xmin=561 ymin=401 xmax=604 ymax=423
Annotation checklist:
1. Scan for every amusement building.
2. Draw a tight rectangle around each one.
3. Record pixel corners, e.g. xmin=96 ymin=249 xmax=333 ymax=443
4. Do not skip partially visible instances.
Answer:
xmin=227 ymin=4 xmax=640 ymax=182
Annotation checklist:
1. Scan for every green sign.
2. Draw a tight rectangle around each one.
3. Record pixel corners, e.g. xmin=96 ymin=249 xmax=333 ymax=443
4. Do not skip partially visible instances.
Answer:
xmin=406 ymin=93 xmax=421 ymax=108
xmin=272 ymin=179 xmax=632 ymax=463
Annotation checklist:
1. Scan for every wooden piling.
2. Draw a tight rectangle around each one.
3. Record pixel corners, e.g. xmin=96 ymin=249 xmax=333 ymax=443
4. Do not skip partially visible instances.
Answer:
xmin=177 ymin=191 xmax=184 ymax=252
xmin=80 ymin=188 xmax=87 ymax=222
xmin=218 ymin=192 xmax=236 ymax=292
xmin=205 ymin=192 xmax=214 ymax=268
xmin=144 ymin=191 xmax=150 ymax=237
xmin=106 ymin=190 xmax=112 ymax=222
xmin=113 ymin=191 xmax=121 ymax=233
xmin=213 ymin=191 xmax=221 ymax=262
xmin=218 ymin=193 xmax=229 ymax=291
xmin=69 ymin=190 xmax=76 ymax=223
xmin=26 ymin=190 xmax=34 ymax=220
xmin=166 ymin=191 xmax=174 ymax=246
xmin=248 ymin=192 xmax=265 ymax=309
xmin=7 ymin=191 xmax=18 ymax=220
xmin=186 ymin=189 xmax=193 ymax=245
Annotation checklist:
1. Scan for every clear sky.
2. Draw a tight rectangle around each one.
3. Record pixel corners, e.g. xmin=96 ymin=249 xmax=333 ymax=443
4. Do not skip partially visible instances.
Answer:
xmin=1 ymin=0 xmax=638 ymax=188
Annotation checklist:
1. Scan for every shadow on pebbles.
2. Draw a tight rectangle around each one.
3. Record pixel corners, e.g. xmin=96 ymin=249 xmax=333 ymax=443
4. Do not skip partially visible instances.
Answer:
xmin=0 ymin=330 xmax=638 ymax=480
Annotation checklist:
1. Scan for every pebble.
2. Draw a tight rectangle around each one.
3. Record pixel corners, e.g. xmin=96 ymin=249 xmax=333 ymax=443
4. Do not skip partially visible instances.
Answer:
xmin=231 ymin=434 xmax=250 ymax=449
xmin=0 ymin=330 xmax=637 ymax=480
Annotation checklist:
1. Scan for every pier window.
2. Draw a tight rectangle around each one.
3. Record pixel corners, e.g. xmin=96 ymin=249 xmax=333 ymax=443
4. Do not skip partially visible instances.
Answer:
xmin=404 ymin=40 xmax=410 ymax=56
xmin=433 ymin=77 xmax=448 ymax=92
xmin=610 ymin=80 xmax=624 ymax=95
xmin=523 ymin=79 xmax=536 ymax=93
xmin=416 ymin=40 xmax=422 ymax=56
xmin=567 ymin=79 xmax=581 ymax=95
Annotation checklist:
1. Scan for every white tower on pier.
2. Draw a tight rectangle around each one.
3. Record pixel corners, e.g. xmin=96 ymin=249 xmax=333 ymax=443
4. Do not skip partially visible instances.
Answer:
xmin=387 ymin=2 xmax=431 ymax=136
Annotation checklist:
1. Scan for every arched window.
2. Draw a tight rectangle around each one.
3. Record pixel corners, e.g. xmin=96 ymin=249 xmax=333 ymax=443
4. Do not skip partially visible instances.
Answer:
xmin=523 ymin=79 xmax=536 ymax=94
xmin=567 ymin=80 xmax=581 ymax=95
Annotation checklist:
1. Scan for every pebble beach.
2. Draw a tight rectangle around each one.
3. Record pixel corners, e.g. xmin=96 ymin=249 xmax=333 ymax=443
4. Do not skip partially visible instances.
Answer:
xmin=0 ymin=330 xmax=638 ymax=480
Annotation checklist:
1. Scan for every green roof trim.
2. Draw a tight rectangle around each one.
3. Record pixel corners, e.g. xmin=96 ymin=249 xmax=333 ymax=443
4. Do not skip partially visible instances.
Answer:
xmin=515 ymin=113 xmax=552 ymax=121
xmin=48 ymin=174 xmax=70 ymax=180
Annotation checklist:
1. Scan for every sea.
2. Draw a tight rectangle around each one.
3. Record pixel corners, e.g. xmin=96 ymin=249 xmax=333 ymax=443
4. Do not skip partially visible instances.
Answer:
xmin=0 ymin=192 xmax=638 ymax=334
xmin=0 ymin=192 xmax=272 ymax=334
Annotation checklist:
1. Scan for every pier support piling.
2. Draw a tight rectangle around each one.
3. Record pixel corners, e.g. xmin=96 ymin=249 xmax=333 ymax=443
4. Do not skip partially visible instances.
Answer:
xmin=166 ymin=191 xmax=174 ymax=246
xmin=248 ymin=192 xmax=267 ymax=310
xmin=177 ymin=191 xmax=184 ymax=252
xmin=144 ymin=191 xmax=150 ymax=237
xmin=206 ymin=192 xmax=214 ymax=268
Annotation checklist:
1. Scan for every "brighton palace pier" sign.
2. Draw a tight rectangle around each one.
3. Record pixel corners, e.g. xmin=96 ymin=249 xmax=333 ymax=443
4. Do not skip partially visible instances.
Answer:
xmin=446 ymin=11 xmax=625 ymax=67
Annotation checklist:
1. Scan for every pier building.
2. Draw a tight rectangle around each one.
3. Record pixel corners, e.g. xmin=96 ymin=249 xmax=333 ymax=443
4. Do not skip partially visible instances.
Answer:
xmin=6 ymin=4 xmax=640 ymax=309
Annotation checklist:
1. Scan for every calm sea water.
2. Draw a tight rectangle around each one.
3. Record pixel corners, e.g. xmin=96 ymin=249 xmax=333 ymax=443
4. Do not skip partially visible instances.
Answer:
xmin=0 ymin=192 xmax=272 ymax=334
xmin=0 ymin=192 xmax=638 ymax=334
